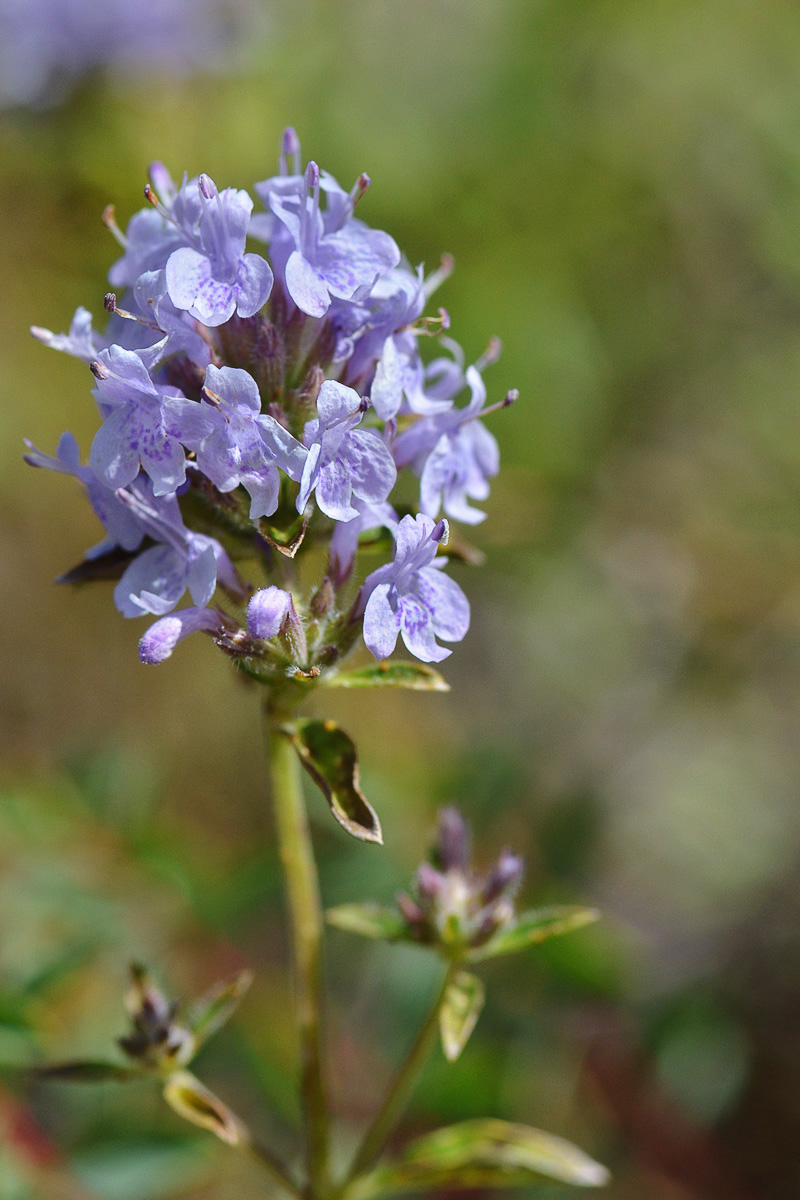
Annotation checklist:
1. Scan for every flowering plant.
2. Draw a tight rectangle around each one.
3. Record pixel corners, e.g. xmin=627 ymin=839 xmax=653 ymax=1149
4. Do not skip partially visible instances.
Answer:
xmin=20 ymin=129 xmax=609 ymax=1195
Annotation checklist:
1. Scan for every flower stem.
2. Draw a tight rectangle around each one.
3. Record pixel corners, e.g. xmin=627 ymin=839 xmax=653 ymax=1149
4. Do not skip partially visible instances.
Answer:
xmin=340 ymin=962 xmax=457 ymax=1189
xmin=266 ymin=712 xmax=330 ymax=1197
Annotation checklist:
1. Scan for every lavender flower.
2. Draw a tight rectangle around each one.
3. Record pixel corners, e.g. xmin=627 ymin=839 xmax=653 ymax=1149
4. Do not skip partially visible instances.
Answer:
xmin=179 ymin=365 xmax=306 ymax=519
xmin=256 ymin=146 xmax=399 ymax=318
xmin=30 ymin=306 xmax=105 ymax=363
xmin=112 ymin=481 xmax=240 ymax=618
xmin=362 ymin=514 xmax=469 ymax=663
xmin=298 ymin=381 xmax=396 ymax=521
xmin=89 ymin=345 xmax=206 ymax=496
xmin=393 ymin=354 xmax=514 ymax=525
xmin=166 ymin=175 xmax=273 ymax=327
xmin=23 ymin=431 xmax=144 ymax=557
xmin=139 ymin=607 xmax=227 ymax=664
xmin=350 ymin=262 xmax=452 ymax=418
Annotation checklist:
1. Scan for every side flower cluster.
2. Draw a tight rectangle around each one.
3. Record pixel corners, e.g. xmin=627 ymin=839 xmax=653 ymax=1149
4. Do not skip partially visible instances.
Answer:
xmin=27 ymin=129 xmax=515 ymax=684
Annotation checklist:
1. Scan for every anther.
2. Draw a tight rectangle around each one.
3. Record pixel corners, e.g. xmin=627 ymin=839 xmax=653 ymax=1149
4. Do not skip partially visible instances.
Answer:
xmin=351 ymin=173 xmax=370 ymax=206
xmin=104 ymin=292 xmax=162 ymax=332
xmin=280 ymin=127 xmax=301 ymax=176
xmin=432 ymin=518 xmax=449 ymax=546
xmin=90 ymin=359 xmax=109 ymax=380
xmin=144 ymin=183 xmax=174 ymax=224
xmin=199 ymin=173 xmax=217 ymax=201
xmin=201 ymin=385 xmax=224 ymax=411
xmin=460 ymin=388 xmax=518 ymax=426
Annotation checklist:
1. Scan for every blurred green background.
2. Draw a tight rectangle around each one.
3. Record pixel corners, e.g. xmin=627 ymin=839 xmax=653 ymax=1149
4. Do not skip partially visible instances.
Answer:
xmin=3 ymin=1 xmax=800 ymax=1196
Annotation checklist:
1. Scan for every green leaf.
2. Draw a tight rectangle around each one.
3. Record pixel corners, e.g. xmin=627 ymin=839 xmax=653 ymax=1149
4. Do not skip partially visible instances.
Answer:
xmin=322 ymin=662 xmax=450 ymax=692
xmin=350 ymin=1119 xmax=610 ymax=1197
xmin=439 ymin=972 xmax=484 ymax=1062
xmin=162 ymin=1070 xmax=244 ymax=1145
xmin=28 ymin=1060 xmax=140 ymax=1083
xmin=469 ymin=907 xmax=600 ymax=962
xmin=326 ymin=903 xmax=410 ymax=941
xmin=285 ymin=720 xmax=383 ymax=844
xmin=187 ymin=969 xmax=253 ymax=1050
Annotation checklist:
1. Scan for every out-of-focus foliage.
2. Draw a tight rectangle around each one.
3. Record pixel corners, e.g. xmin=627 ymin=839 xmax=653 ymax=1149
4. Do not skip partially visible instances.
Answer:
xmin=4 ymin=0 xmax=800 ymax=1196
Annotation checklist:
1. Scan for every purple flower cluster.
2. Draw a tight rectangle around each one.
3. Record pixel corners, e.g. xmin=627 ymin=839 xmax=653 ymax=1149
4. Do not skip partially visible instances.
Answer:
xmin=28 ymin=130 xmax=514 ymax=679
xmin=396 ymin=806 xmax=525 ymax=953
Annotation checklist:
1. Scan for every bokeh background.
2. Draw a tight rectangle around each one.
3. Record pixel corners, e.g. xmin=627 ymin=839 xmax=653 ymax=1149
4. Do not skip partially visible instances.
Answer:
xmin=2 ymin=1 xmax=800 ymax=1196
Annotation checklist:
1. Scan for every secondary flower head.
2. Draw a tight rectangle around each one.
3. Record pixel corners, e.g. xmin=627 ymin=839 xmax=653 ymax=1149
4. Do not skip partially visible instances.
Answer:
xmin=395 ymin=807 xmax=525 ymax=954
xmin=362 ymin=513 xmax=469 ymax=663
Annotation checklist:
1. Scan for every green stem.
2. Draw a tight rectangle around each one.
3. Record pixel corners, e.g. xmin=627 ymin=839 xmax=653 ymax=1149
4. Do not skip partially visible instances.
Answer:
xmin=267 ymin=714 xmax=330 ymax=1197
xmin=341 ymin=962 xmax=457 ymax=1189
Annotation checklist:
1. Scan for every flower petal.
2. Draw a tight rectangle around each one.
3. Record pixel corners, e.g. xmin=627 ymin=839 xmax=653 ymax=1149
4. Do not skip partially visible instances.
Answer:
xmin=284 ymin=250 xmax=330 ymax=317
xmin=363 ymin=583 xmax=400 ymax=660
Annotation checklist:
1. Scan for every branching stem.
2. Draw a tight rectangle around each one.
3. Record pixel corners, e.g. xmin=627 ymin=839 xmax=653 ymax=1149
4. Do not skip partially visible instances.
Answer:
xmin=339 ymin=961 xmax=458 ymax=1191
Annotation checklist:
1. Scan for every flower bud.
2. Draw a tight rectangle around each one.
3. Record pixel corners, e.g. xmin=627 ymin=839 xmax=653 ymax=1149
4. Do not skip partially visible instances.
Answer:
xmin=310 ymin=576 xmax=334 ymax=618
xmin=247 ymin=586 xmax=292 ymax=640
xmin=416 ymin=861 xmax=445 ymax=901
xmin=434 ymin=806 xmax=470 ymax=872
xmin=482 ymin=851 xmax=524 ymax=904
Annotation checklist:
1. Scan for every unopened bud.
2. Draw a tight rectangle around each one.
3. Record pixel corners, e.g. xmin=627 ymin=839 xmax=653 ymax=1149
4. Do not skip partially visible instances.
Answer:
xmin=416 ymin=862 xmax=445 ymax=901
xmin=396 ymin=892 xmax=426 ymax=927
xmin=199 ymin=174 xmax=218 ymax=200
xmin=310 ymin=577 xmax=334 ymax=618
xmin=434 ymin=806 xmax=470 ymax=872
xmin=482 ymin=851 xmax=524 ymax=904
xmin=283 ymin=126 xmax=300 ymax=158
xmin=247 ymin=586 xmax=291 ymax=641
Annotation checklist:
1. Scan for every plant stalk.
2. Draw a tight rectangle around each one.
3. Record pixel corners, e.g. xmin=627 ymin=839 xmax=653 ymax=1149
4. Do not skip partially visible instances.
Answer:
xmin=267 ymin=713 xmax=330 ymax=1197
xmin=341 ymin=962 xmax=457 ymax=1189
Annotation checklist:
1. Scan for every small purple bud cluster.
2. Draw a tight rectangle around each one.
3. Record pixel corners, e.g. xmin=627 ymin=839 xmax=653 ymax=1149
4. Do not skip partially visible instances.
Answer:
xmin=396 ymin=807 xmax=525 ymax=955
xmin=118 ymin=963 xmax=194 ymax=1071
xmin=27 ymin=130 xmax=515 ymax=688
